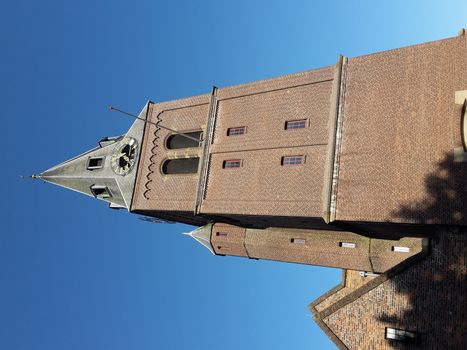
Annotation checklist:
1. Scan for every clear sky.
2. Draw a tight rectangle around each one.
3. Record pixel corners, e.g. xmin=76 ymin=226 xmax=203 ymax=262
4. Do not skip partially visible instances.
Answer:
xmin=1 ymin=1 xmax=466 ymax=349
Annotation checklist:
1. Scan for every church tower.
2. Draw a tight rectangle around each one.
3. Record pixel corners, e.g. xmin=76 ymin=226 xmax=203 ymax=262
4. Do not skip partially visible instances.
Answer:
xmin=35 ymin=31 xmax=466 ymax=274
xmin=34 ymin=30 xmax=467 ymax=349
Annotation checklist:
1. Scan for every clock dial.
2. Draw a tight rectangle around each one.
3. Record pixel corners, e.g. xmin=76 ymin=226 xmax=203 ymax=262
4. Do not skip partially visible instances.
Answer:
xmin=111 ymin=137 xmax=138 ymax=176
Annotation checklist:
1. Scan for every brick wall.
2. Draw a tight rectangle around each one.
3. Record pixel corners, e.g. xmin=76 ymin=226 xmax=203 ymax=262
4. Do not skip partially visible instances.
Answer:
xmin=333 ymin=35 xmax=467 ymax=225
xmin=211 ymin=223 xmax=248 ymax=257
xmin=200 ymin=67 xmax=334 ymax=219
xmin=210 ymin=223 xmax=424 ymax=273
xmin=132 ymin=95 xmax=209 ymax=213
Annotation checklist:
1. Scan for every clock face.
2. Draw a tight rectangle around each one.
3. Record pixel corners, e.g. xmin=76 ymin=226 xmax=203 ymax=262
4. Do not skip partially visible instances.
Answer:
xmin=111 ymin=137 xmax=138 ymax=176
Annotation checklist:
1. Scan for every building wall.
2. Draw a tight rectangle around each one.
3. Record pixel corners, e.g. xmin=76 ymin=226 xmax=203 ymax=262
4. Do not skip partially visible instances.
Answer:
xmin=210 ymin=223 xmax=248 ymax=257
xmin=133 ymin=33 xmax=467 ymax=229
xmin=132 ymin=95 xmax=209 ymax=213
xmin=333 ymin=34 xmax=467 ymax=225
xmin=245 ymin=227 xmax=373 ymax=270
xmin=204 ymin=147 xmax=326 ymax=217
xmin=210 ymin=223 xmax=424 ymax=273
xmin=200 ymin=67 xmax=334 ymax=219
xmin=133 ymin=67 xmax=337 ymax=223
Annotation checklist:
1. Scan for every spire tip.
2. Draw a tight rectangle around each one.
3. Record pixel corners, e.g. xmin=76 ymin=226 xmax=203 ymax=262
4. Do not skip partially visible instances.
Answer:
xmin=19 ymin=174 xmax=42 ymax=179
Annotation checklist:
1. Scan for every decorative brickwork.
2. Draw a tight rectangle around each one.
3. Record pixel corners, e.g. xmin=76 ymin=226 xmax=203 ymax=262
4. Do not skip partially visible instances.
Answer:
xmin=132 ymin=94 xmax=209 ymax=213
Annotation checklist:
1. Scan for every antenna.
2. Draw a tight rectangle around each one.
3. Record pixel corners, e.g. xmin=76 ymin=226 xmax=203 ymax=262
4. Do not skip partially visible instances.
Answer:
xmin=109 ymin=105 xmax=202 ymax=143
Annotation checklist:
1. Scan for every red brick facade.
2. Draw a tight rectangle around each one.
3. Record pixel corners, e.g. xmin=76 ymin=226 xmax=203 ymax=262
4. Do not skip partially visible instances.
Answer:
xmin=209 ymin=223 xmax=425 ymax=272
xmin=128 ymin=31 xmax=467 ymax=349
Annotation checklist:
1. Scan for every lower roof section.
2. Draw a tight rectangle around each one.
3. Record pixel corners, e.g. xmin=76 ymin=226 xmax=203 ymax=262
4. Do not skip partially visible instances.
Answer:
xmin=310 ymin=228 xmax=466 ymax=350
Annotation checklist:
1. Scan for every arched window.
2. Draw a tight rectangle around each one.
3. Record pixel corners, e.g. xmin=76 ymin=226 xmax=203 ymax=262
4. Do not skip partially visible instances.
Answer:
xmin=166 ymin=131 xmax=202 ymax=150
xmin=162 ymin=157 xmax=199 ymax=175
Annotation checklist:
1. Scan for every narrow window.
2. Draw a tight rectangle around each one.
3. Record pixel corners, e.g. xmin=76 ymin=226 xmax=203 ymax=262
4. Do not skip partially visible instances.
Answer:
xmin=166 ymin=131 xmax=203 ymax=150
xmin=392 ymin=246 xmax=410 ymax=253
xmin=291 ymin=238 xmax=306 ymax=244
xmin=90 ymin=185 xmax=112 ymax=199
xmin=162 ymin=157 xmax=199 ymax=175
xmin=87 ymin=156 xmax=104 ymax=170
xmin=285 ymin=119 xmax=307 ymax=130
xmin=339 ymin=242 xmax=356 ymax=248
xmin=223 ymin=159 xmax=242 ymax=169
xmin=216 ymin=232 xmax=228 ymax=237
xmin=227 ymin=126 xmax=246 ymax=136
xmin=385 ymin=327 xmax=416 ymax=342
xmin=281 ymin=155 xmax=305 ymax=166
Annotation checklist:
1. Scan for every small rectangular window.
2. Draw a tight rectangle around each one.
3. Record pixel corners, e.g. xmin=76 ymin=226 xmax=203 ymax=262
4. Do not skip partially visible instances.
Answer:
xmin=216 ymin=232 xmax=228 ymax=237
xmin=223 ymin=159 xmax=242 ymax=168
xmin=90 ymin=185 xmax=112 ymax=199
xmin=339 ymin=242 xmax=356 ymax=248
xmin=392 ymin=246 xmax=411 ymax=253
xmin=291 ymin=238 xmax=306 ymax=244
xmin=87 ymin=156 xmax=104 ymax=170
xmin=285 ymin=119 xmax=307 ymax=130
xmin=385 ymin=327 xmax=416 ymax=342
xmin=227 ymin=126 xmax=246 ymax=136
xmin=281 ymin=155 xmax=305 ymax=166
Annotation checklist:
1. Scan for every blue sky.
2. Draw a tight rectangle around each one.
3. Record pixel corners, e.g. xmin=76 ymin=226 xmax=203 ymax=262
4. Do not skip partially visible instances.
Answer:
xmin=1 ymin=1 xmax=466 ymax=349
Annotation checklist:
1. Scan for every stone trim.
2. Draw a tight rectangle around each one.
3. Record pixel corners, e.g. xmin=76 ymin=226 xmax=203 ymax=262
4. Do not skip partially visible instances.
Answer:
xmin=328 ymin=57 xmax=348 ymax=223
xmin=309 ymin=269 xmax=347 ymax=311
xmin=195 ymin=86 xmax=218 ymax=213
xmin=322 ymin=56 xmax=345 ymax=223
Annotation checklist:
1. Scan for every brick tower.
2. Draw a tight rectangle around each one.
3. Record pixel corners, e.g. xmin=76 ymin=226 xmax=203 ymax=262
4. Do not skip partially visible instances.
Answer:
xmin=35 ymin=30 xmax=467 ymax=349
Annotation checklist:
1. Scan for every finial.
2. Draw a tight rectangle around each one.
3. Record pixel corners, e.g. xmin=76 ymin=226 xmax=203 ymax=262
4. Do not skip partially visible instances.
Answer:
xmin=19 ymin=174 xmax=42 ymax=179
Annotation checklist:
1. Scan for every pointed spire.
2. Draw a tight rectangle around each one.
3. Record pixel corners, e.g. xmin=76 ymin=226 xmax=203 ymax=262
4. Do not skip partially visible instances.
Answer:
xmin=183 ymin=224 xmax=214 ymax=254
xmin=34 ymin=143 xmax=126 ymax=205
xmin=32 ymin=101 xmax=152 ymax=210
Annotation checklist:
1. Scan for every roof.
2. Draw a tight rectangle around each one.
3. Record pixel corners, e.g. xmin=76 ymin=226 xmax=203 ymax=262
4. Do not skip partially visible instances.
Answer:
xmin=183 ymin=224 xmax=214 ymax=254
xmin=310 ymin=230 xmax=466 ymax=349
xmin=34 ymin=102 xmax=150 ymax=210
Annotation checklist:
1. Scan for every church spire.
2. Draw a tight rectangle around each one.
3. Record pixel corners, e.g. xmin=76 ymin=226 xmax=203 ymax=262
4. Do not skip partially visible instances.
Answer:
xmin=183 ymin=224 xmax=214 ymax=254
xmin=33 ymin=102 xmax=151 ymax=210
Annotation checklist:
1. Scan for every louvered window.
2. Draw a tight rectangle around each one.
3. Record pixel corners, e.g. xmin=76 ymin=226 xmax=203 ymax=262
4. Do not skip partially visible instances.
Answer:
xmin=227 ymin=127 xmax=246 ymax=136
xmin=281 ymin=155 xmax=305 ymax=166
xmin=223 ymin=160 xmax=242 ymax=168
xmin=285 ymin=119 xmax=307 ymax=129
